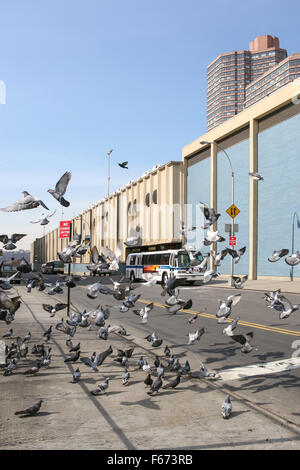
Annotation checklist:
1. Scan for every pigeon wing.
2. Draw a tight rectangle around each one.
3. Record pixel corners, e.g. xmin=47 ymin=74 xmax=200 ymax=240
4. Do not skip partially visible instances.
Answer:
xmin=11 ymin=234 xmax=26 ymax=243
xmin=55 ymin=171 xmax=71 ymax=196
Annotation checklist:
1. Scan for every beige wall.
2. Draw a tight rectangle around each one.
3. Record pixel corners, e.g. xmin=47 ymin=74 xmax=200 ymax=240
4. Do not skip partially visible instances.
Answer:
xmin=31 ymin=161 xmax=184 ymax=264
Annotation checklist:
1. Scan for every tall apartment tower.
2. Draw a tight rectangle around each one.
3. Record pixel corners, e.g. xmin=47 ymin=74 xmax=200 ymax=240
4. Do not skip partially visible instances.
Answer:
xmin=207 ymin=35 xmax=287 ymax=131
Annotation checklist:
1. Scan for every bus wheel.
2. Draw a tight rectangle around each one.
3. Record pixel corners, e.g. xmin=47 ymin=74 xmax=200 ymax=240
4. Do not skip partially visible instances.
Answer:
xmin=130 ymin=271 xmax=135 ymax=282
xmin=162 ymin=272 xmax=168 ymax=286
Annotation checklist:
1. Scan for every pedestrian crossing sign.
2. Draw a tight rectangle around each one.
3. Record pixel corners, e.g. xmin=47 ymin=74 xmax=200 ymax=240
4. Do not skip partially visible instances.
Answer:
xmin=226 ymin=204 xmax=240 ymax=219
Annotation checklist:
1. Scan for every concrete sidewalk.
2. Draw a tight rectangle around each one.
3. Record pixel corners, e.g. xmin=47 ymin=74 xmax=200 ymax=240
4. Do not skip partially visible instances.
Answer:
xmin=206 ymin=277 xmax=300 ymax=294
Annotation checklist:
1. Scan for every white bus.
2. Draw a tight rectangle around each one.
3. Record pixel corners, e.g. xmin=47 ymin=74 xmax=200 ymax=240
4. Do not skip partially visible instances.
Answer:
xmin=125 ymin=249 xmax=204 ymax=285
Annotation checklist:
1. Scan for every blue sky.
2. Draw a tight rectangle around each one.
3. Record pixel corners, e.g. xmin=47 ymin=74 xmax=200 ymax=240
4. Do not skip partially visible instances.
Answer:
xmin=1 ymin=0 xmax=300 ymax=249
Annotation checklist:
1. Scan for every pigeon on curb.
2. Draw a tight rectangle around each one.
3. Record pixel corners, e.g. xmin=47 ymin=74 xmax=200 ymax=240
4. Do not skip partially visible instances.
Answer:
xmin=48 ymin=171 xmax=71 ymax=207
xmin=15 ymin=400 xmax=43 ymax=417
xmin=221 ymin=395 xmax=232 ymax=419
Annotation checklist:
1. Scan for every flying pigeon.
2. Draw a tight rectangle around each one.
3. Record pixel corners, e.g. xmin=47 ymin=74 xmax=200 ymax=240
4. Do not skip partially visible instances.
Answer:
xmin=217 ymin=294 xmax=241 ymax=320
xmin=30 ymin=210 xmax=56 ymax=226
xmin=226 ymin=247 xmax=246 ymax=264
xmin=203 ymin=269 xmax=219 ymax=284
xmin=285 ymin=252 xmax=300 ymax=266
xmin=199 ymin=202 xmax=221 ymax=229
xmin=211 ymin=249 xmax=228 ymax=267
xmin=249 ymin=172 xmax=263 ymax=181
xmin=222 ymin=317 xmax=240 ymax=336
xmin=48 ymin=171 xmax=71 ymax=207
xmin=203 ymin=229 xmax=226 ymax=246
xmin=0 ymin=192 xmax=49 ymax=212
xmin=42 ymin=303 xmax=68 ymax=317
xmin=188 ymin=327 xmax=205 ymax=345
xmin=229 ymin=275 xmax=248 ymax=289
xmin=118 ymin=161 xmax=128 ymax=169
xmin=0 ymin=234 xmax=26 ymax=250
xmin=268 ymin=249 xmax=289 ymax=262
xmin=124 ymin=237 xmax=139 ymax=247
xmin=15 ymin=400 xmax=43 ymax=417
xmin=16 ymin=257 xmax=32 ymax=273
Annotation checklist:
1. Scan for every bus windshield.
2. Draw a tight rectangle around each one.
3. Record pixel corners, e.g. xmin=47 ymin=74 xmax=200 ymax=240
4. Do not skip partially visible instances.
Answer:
xmin=175 ymin=252 xmax=190 ymax=267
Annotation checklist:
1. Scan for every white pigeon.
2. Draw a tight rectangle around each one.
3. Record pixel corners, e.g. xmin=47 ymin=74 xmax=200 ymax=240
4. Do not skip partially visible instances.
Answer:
xmin=30 ymin=209 xmax=56 ymax=225
xmin=188 ymin=327 xmax=205 ymax=345
xmin=249 ymin=172 xmax=263 ymax=181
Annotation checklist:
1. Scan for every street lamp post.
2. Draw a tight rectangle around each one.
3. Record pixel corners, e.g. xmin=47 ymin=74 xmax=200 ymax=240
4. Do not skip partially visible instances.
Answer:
xmin=200 ymin=140 xmax=235 ymax=279
xmin=290 ymin=211 xmax=300 ymax=281
xmin=107 ymin=149 xmax=113 ymax=198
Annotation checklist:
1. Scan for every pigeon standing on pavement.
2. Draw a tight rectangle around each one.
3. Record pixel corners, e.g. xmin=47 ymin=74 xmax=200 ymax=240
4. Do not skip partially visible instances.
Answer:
xmin=15 ymin=400 xmax=43 ymax=417
xmin=72 ymin=368 xmax=81 ymax=383
xmin=48 ymin=171 xmax=71 ymax=207
xmin=91 ymin=377 xmax=110 ymax=395
xmin=221 ymin=395 xmax=232 ymax=419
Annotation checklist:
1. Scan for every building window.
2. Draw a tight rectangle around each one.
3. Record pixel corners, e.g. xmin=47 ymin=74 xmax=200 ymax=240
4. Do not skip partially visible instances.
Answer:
xmin=145 ymin=193 xmax=150 ymax=207
xmin=152 ymin=189 xmax=158 ymax=204
xmin=128 ymin=202 xmax=131 ymax=214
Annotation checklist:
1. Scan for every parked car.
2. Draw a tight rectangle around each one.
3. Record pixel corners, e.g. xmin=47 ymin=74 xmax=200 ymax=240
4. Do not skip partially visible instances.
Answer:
xmin=41 ymin=260 xmax=65 ymax=274
xmin=90 ymin=265 xmax=111 ymax=277
xmin=0 ymin=261 xmax=22 ymax=283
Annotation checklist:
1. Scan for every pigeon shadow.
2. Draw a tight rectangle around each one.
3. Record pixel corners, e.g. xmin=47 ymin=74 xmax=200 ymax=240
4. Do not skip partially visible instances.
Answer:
xmin=17 ymin=411 xmax=59 ymax=418
xmin=252 ymin=351 xmax=285 ymax=361
xmin=230 ymin=410 xmax=250 ymax=418
xmin=120 ymin=398 xmax=160 ymax=410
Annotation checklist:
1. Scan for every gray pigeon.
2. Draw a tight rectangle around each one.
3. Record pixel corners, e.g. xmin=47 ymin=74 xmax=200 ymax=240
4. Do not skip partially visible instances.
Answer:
xmin=221 ymin=395 xmax=232 ymax=419
xmin=72 ymin=368 xmax=81 ymax=383
xmin=91 ymin=377 xmax=110 ymax=395
xmin=0 ymin=192 xmax=49 ymax=212
xmin=48 ymin=171 xmax=71 ymax=207
xmin=268 ymin=249 xmax=289 ymax=263
xmin=15 ymin=400 xmax=43 ymax=416
xmin=249 ymin=172 xmax=263 ymax=181
xmin=122 ymin=367 xmax=130 ymax=386
xmin=147 ymin=376 xmax=163 ymax=395
xmin=0 ymin=234 xmax=26 ymax=250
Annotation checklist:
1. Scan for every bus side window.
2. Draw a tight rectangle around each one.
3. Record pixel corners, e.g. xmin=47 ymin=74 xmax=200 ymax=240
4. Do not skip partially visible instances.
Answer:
xmin=130 ymin=256 xmax=135 ymax=266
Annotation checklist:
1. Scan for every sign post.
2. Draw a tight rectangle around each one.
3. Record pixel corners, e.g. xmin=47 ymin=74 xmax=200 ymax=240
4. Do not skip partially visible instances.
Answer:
xmin=226 ymin=204 xmax=240 ymax=282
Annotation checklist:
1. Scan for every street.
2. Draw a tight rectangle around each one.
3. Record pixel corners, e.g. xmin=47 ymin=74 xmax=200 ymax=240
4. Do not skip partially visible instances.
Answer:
xmin=1 ymin=274 xmax=300 ymax=450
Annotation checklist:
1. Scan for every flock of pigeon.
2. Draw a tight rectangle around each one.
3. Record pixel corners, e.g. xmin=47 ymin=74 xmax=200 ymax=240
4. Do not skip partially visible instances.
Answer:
xmin=0 ymin=169 xmax=298 ymax=424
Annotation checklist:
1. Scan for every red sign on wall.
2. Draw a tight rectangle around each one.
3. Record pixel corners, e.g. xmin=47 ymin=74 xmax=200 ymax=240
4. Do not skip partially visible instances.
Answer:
xmin=60 ymin=220 xmax=72 ymax=228
xmin=229 ymin=236 xmax=236 ymax=246
xmin=59 ymin=229 xmax=70 ymax=238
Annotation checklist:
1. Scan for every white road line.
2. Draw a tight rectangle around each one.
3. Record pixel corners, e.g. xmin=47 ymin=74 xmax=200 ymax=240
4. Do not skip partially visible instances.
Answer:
xmin=217 ymin=357 xmax=300 ymax=381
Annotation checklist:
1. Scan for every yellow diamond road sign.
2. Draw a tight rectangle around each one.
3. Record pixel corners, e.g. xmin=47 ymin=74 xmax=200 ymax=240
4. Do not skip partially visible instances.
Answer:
xmin=226 ymin=204 xmax=240 ymax=219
